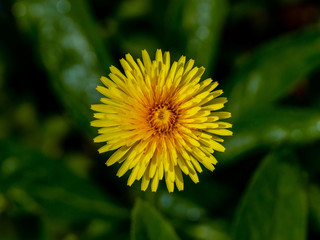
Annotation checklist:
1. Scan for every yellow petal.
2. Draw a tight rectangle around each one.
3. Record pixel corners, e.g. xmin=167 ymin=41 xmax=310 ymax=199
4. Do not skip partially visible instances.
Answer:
xmin=163 ymin=51 xmax=171 ymax=75
xmin=190 ymin=155 xmax=203 ymax=173
xmin=106 ymin=145 xmax=132 ymax=166
xmin=158 ymin=161 xmax=164 ymax=180
xmin=93 ymin=113 xmax=106 ymax=119
xmin=149 ymin=155 xmax=157 ymax=178
xmin=212 ymin=111 xmax=232 ymax=119
xmin=127 ymin=163 xmax=141 ymax=186
xmin=174 ymin=166 xmax=184 ymax=191
xmin=142 ymin=49 xmax=152 ymax=72
xmin=188 ymin=167 xmax=199 ymax=184
xmin=126 ymin=54 xmax=143 ymax=78
xmin=177 ymin=155 xmax=189 ymax=175
xmin=151 ymin=170 xmax=160 ymax=192
xmin=165 ymin=171 xmax=174 ymax=193
xmin=120 ymin=58 xmax=132 ymax=72
xmin=141 ymin=166 xmax=151 ymax=191
xmin=100 ymin=76 xmax=116 ymax=88
xmin=216 ymin=122 xmax=233 ymax=128
xmin=96 ymin=85 xmax=109 ymax=97
xmin=197 ymin=158 xmax=215 ymax=171
xmin=206 ymin=129 xmax=233 ymax=136
xmin=203 ymin=103 xmax=225 ymax=111
xmin=116 ymin=156 xmax=135 ymax=177
xmin=91 ymin=104 xmax=118 ymax=113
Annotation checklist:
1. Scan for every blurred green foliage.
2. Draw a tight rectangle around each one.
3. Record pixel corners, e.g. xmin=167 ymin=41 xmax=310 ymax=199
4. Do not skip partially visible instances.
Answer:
xmin=131 ymin=199 xmax=180 ymax=240
xmin=1 ymin=0 xmax=320 ymax=239
xmin=233 ymin=151 xmax=307 ymax=240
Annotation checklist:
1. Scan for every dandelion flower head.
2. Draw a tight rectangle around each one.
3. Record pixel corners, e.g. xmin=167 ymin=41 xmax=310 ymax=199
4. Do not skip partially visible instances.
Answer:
xmin=91 ymin=49 xmax=232 ymax=192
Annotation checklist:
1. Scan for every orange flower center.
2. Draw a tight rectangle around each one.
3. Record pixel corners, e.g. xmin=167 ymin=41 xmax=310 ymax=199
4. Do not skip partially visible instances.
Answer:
xmin=156 ymin=109 xmax=170 ymax=122
xmin=147 ymin=102 xmax=179 ymax=135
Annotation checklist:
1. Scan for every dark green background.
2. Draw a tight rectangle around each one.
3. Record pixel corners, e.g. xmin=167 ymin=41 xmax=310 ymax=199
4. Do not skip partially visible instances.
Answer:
xmin=1 ymin=0 xmax=320 ymax=239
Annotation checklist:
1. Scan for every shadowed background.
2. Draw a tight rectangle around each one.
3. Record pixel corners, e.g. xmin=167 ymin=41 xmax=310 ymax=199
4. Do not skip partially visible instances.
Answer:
xmin=1 ymin=0 xmax=320 ymax=239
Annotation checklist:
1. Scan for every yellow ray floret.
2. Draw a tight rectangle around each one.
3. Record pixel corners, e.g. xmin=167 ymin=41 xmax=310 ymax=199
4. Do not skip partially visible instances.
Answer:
xmin=91 ymin=49 xmax=232 ymax=192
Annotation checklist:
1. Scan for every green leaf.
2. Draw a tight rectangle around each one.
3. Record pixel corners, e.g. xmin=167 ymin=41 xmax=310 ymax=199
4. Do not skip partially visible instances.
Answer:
xmin=116 ymin=0 xmax=151 ymax=19
xmin=120 ymin=33 xmax=161 ymax=59
xmin=185 ymin=220 xmax=231 ymax=240
xmin=308 ymin=184 xmax=320 ymax=235
xmin=158 ymin=192 xmax=206 ymax=221
xmin=228 ymin=1 xmax=268 ymax=22
xmin=183 ymin=0 xmax=228 ymax=72
xmin=0 ymin=139 xmax=129 ymax=221
xmin=232 ymin=151 xmax=307 ymax=240
xmin=221 ymin=107 xmax=320 ymax=164
xmin=14 ymin=0 xmax=112 ymax=133
xmin=131 ymin=199 xmax=180 ymax=240
xmin=226 ymin=26 xmax=320 ymax=120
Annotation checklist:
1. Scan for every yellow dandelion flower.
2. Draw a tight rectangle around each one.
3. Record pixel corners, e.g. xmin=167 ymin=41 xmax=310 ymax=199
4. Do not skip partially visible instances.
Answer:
xmin=91 ymin=49 xmax=232 ymax=192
